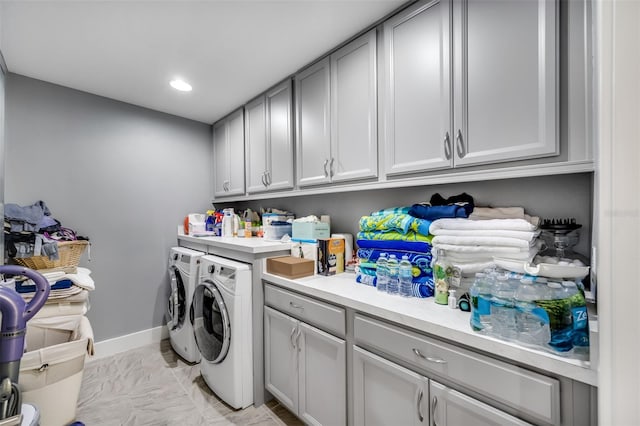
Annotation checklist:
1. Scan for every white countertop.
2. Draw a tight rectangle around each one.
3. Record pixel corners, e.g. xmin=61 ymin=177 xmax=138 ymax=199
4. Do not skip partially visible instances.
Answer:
xmin=177 ymin=233 xmax=292 ymax=254
xmin=262 ymin=271 xmax=598 ymax=387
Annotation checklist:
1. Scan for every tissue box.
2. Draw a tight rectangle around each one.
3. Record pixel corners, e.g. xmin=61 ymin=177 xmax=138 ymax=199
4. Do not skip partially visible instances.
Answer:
xmin=291 ymin=241 xmax=318 ymax=275
xmin=318 ymin=238 xmax=345 ymax=276
xmin=292 ymin=221 xmax=330 ymax=240
xmin=267 ymin=256 xmax=315 ymax=279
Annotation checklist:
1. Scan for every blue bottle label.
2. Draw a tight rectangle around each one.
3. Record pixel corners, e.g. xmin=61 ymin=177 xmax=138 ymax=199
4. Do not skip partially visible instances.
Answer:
xmin=571 ymin=306 xmax=588 ymax=330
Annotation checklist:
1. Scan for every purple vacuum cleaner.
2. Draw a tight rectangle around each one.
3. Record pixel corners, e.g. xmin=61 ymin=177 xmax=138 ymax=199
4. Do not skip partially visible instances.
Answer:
xmin=0 ymin=265 xmax=50 ymax=421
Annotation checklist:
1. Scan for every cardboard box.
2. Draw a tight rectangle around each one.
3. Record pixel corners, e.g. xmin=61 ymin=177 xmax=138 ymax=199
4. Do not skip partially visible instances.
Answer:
xmin=292 ymin=221 xmax=330 ymax=240
xmin=266 ymin=256 xmax=315 ymax=279
xmin=317 ymin=238 xmax=345 ymax=276
xmin=291 ymin=241 xmax=318 ymax=275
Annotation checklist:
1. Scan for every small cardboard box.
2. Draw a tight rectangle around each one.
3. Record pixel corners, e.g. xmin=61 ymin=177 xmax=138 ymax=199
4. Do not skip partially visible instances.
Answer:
xmin=266 ymin=256 xmax=315 ymax=279
xmin=317 ymin=238 xmax=345 ymax=276
xmin=292 ymin=221 xmax=330 ymax=240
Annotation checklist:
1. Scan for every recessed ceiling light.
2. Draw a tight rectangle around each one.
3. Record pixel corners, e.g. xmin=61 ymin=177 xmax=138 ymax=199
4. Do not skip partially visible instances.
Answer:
xmin=170 ymin=79 xmax=192 ymax=92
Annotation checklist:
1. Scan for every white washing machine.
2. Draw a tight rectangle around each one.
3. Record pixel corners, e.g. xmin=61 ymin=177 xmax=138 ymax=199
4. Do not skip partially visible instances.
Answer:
xmin=167 ymin=247 xmax=204 ymax=363
xmin=192 ymin=254 xmax=253 ymax=409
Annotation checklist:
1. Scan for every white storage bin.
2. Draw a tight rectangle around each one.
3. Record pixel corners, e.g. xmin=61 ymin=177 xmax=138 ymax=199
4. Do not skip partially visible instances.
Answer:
xmin=20 ymin=316 xmax=94 ymax=426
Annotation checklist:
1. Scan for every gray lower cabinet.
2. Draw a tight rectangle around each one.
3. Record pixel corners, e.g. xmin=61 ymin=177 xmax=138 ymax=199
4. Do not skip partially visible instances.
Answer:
xmin=264 ymin=306 xmax=346 ymax=426
xmin=353 ymin=345 xmax=531 ymax=426
xmin=213 ymin=108 xmax=245 ymax=197
xmin=352 ymin=346 xmax=428 ymax=426
xmin=430 ymin=380 xmax=531 ymax=426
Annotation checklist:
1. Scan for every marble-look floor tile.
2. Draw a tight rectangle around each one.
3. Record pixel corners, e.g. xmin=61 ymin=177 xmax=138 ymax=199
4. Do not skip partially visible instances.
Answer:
xmin=76 ymin=340 xmax=302 ymax=426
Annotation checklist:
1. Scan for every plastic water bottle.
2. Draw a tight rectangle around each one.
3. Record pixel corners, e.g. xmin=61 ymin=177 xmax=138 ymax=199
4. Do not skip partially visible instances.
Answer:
xmin=490 ymin=274 xmax=517 ymax=340
xmin=375 ymin=254 xmax=388 ymax=293
xmin=561 ymin=281 xmax=589 ymax=357
xmin=514 ymin=278 xmax=551 ymax=348
xmin=398 ymin=255 xmax=413 ymax=297
xmin=386 ymin=255 xmax=399 ymax=295
xmin=543 ymin=282 xmax=574 ymax=352
xmin=470 ymin=272 xmax=493 ymax=333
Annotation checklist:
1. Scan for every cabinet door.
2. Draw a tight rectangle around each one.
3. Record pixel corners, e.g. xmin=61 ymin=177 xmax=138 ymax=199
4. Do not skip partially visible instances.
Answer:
xmin=295 ymin=58 xmax=332 ymax=187
xmin=430 ymin=380 xmax=532 ymax=426
xmin=264 ymin=307 xmax=298 ymax=413
xmin=297 ymin=322 xmax=346 ymax=426
xmin=383 ymin=0 xmax=452 ymax=176
xmin=266 ymin=79 xmax=294 ymax=191
xmin=212 ymin=120 xmax=229 ymax=198
xmin=330 ymin=29 xmax=378 ymax=183
xmin=226 ymin=109 xmax=245 ymax=195
xmin=245 ymin=96 xmax=268 ymax=193
xmin=452 ymin=0 xmax=557 ymax=166
xmin=353 ymin=346 xmax=428 ymax=426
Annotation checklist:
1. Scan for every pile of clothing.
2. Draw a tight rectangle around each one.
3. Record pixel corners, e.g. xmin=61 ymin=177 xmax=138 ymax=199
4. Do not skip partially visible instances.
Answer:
xmin=430 ymin=206 xmax=541 ymax=278
xmin=4 ymin=200 xmax=88 ymax=261
xmin=355 ymin=193 xmax=477 ymax=297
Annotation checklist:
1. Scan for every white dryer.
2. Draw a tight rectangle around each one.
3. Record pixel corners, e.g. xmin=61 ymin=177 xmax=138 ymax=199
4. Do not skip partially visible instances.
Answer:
xmin=192 ymin=255 xmax=253 ymax=409
xmin=167 ymin=247 xmax=204 ymax=363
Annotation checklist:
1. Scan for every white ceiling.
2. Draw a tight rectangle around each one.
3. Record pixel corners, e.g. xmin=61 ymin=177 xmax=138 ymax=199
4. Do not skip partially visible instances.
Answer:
xmin=1 ymin=0 xmax=407 ymax=124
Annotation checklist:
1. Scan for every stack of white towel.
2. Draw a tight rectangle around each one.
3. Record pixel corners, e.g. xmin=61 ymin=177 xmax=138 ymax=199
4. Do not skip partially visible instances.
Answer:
xmin=430 ymin=207 xmax=541 ymax=275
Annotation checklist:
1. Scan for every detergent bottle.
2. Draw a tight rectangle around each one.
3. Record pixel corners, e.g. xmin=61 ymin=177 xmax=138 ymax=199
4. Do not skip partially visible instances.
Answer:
xmin=205 ymin=210 xmax=216 ymax=232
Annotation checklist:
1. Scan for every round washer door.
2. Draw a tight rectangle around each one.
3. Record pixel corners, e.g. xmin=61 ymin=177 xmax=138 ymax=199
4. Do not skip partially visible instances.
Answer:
xmin=192 ymin=280 xmax=231 ymax=363
xmin=167 ymin=265 xmax=186 ymax=330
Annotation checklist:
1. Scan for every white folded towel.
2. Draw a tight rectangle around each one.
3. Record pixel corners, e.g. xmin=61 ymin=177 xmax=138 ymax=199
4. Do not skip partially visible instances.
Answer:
xmin=430 ymin=218 xmax=538 ymax=233
xmin=429 ymin=228 xmax=539 ymax=242
xmin=63 ymin=267 xmax=95 ymax=291
xmin=433 ymin=244 xmax=540 ymax=262
xmin=468 ymin=207 xmax=540 ymax=226
xmin=432 ymin=235 xmax=534 ymax=249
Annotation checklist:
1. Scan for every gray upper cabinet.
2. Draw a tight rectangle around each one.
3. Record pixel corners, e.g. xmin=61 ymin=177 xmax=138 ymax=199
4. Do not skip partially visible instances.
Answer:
xmin=330 ymin=29 xmax=378 ymax=183
xmin=245 ymin=79 xmax=294 ymax=194
xmin=452 ymin=0 xmax=558 ymax=166
xmin=213 ymin=108 xmax=245 ymax=198
xmin=296 ymin=30 xmax=378 ymax=187
xmin=383 ymin=0 xmax=452 ymax=176
xmin=296 ymin=58 xmax=332 ymax=187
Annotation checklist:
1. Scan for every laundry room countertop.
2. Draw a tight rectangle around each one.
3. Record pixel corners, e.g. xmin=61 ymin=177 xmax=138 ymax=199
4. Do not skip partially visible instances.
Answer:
xmin=262 ymin=271 xmax=598 ymax=387
xmin=177 ymin=233 xmax=292 ymax=254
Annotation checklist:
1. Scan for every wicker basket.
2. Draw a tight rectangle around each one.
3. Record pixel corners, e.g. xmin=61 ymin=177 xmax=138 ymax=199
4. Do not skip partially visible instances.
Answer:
xmin=14 ymin=240 xmax=89 ymax=271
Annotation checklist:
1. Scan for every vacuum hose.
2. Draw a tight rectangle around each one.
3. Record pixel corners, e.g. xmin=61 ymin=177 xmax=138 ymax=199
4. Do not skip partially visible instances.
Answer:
xmin=0 ymin=265 xmax=50 ymax=375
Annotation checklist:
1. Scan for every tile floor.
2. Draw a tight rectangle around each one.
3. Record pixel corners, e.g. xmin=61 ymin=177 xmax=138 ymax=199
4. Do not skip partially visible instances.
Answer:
xmin=76 ymin=340 xmax=304 ymax=426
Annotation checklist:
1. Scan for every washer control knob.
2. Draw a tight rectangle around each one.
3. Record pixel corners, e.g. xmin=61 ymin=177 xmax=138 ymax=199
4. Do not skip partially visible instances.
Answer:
xmin=208 ymin=265 xmax=215 ymax=274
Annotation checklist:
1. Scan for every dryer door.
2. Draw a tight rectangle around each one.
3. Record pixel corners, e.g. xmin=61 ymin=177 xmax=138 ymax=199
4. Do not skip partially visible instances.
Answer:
xmin=167 ymin=265 xmax=186 ymax=330
xmin=193 ymin=279 xmax=231 ymax=363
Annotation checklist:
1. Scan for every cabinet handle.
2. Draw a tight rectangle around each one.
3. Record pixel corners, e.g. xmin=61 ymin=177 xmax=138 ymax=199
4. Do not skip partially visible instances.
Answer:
xmin=329 ymin=158 xmax=335 ymax=177
xmin=323 ymin=159 xmax=329 ymax=177
xmin=296 ymin=327 xmax=302 ymax=352
xmin=266 ymin=170 xmax=272 ymax=185
xmin=261 ymin=173 xmax=267 ymax=187
xmin=431 ymin=396 xmax=438 ymax=426
xmin=289 ymin=301 xmax=304 ymax=310
xmin=455 ymin=129 xmax=466 ymax=159
xmin=443 ymin=132 xmax=452 ymax=160
xmin=412 ymin=348 xmax=447 ymax=364
xmin=417 ymin=389 xmax=424 ymax=423
xmin=290 ymin=326 xmax=297 ymax=349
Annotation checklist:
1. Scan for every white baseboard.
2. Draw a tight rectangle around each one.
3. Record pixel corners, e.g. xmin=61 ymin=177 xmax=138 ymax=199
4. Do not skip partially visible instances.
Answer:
xmin=90 ymin=325 xmax=169 ymax=360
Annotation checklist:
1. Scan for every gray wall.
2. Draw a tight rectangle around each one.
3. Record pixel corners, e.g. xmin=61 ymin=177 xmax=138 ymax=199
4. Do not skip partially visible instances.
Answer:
xmin=229 ymin=173 xmax=594 ymax=259
xmin=5 ymin=74 xmax=212 ymax=341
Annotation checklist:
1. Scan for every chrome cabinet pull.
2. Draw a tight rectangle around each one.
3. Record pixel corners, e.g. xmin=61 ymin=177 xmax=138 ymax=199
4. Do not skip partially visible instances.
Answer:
xmin=455 ymin=129 xmax=466 ymax=158
xmin=261 ymin=172 xmax=267 ymax=187
xmin=443 ymin=132 xmax=452 ymax=160
xmin=289 ymin=301 xmax=304 ymax=310
xmin=417 ymin=389 xmax=424 ymax=422
xmin=266 ymin=170 xmax=272 ymax=185
xmin=329 ymin=158 xmax=335 ymax=177
xmin=296 ymin=328 xmax=302 ymax=352
xmin=323 ymin=159 xmax=329 ymax=177
xmin=412 ymin=348 xmax=447 ymax=364
xmin=431 ymin=396 xmax=438 ymax=426
xmin=290 ymin=326 xmax=297 ymax=349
